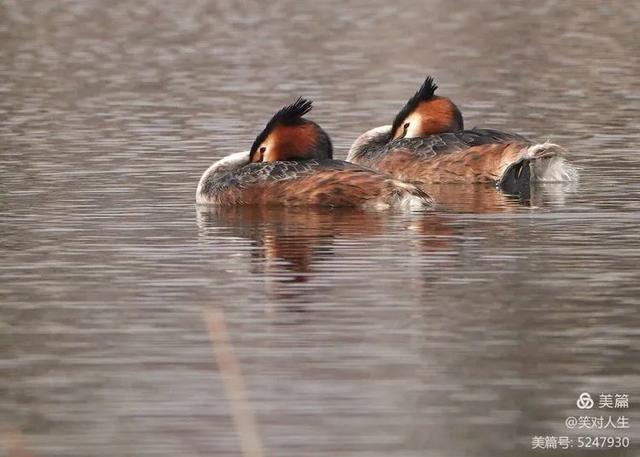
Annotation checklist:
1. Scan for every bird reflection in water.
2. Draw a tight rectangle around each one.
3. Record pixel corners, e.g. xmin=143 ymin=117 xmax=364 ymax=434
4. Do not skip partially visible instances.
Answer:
xmin=196 ymin=206 xmax=456 ymax=303
xmin=420 ymin=180 xmax=578 ymax=213
xmin=195 ymin=181 xmax=575 ymax=305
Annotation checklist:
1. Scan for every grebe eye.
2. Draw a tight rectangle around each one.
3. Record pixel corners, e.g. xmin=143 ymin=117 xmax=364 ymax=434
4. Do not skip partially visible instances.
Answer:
xmin=403 ymin=122 xmax=410 ymax=130
xmin=259 ymin=146 xmax=266 ymax=153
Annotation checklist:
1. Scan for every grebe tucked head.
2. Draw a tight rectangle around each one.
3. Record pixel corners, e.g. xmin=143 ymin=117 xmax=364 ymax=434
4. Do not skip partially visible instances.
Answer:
xmin=390 ymin=76 xmax=464 ymax=141
xmin=249 ymin=97 xmax=333 ymax=163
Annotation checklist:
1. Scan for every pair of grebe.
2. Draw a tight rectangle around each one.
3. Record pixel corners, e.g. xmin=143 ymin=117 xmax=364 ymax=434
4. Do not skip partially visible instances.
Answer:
xmin=196 ymin=76 xmax=577 ymax=209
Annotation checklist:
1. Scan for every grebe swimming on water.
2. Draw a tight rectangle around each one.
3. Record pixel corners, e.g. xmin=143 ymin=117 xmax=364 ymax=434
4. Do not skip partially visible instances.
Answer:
xmin=196 ymin=98 xmax=433 ymax=209
xmin=346 ymin=76 xmax=578 ymax=193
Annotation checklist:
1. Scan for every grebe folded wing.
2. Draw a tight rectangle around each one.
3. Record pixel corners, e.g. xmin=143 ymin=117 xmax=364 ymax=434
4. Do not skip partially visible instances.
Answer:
xmin=386 ymin=128 xmax=530 ymax=158
xmin=198 ymin=159 xmax=432 ymax=209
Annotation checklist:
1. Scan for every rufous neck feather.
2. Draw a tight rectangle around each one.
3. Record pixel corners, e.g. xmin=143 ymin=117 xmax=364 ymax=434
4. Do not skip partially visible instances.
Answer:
xmin=391 ymin=76 xmax=464 ymax=140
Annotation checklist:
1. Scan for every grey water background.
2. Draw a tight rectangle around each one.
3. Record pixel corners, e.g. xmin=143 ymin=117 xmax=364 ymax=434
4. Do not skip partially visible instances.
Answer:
xmin=1 ymin=0 xmax=639 ymax=456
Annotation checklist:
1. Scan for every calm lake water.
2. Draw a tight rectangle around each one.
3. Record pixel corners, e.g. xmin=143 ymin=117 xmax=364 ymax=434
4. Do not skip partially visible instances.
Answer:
xmin=1 ymin=1 xmax=639 ymax=456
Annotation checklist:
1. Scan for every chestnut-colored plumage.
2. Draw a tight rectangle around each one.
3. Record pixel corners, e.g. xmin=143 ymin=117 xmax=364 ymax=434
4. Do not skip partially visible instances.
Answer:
xmin=197 ymin=98 xmax=434 ymax=209
xmin=200 ymin=160 xmax=431 ymax=208
xmin=347 ymin=76 xmax=577 ymax=191
xmin=255 ymin=123 xmax=317 ymax=162
xmin=372 ymin=139 xmax=526 ymax=183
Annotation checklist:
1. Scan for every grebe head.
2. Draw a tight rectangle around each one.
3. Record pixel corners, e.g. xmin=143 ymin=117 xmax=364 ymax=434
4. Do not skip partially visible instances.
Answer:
xmin=249 ymin=97 xmax=333 ymax=163
xmin=390 ymin=76 xmax=464 ymax=140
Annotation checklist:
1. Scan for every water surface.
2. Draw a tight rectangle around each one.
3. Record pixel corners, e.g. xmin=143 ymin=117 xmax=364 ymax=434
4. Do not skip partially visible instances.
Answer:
xmin=1 ymin=1 xmax=639 ymax=456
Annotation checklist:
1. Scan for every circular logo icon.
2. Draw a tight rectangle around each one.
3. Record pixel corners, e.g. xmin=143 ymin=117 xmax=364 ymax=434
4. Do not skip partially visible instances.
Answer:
xmin=576 ymin=392 xmax=594 ymax=409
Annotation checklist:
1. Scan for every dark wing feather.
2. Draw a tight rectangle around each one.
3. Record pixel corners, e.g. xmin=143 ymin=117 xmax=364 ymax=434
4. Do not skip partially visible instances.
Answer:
xmin=384 ymin=128 xmax=530 ymax=159
xmin=201 ymin=159 xmax=430 ymax=208
xmin=202 ymin=160 xmax=363 ymax=196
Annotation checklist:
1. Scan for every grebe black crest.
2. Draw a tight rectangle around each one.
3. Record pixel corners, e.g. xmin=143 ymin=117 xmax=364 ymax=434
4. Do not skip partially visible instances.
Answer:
xmin=196 ymin=98 xmax=433 ymax=209
xmin=347 ymin=75 xmax=577 ymax=190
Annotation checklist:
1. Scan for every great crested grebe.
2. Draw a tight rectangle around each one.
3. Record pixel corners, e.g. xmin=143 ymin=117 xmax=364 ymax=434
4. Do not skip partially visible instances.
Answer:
xmin=196 ymin=98 xmax=433 ymax=209
xmin=346 ymin=76 xmax=578 ymax=193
